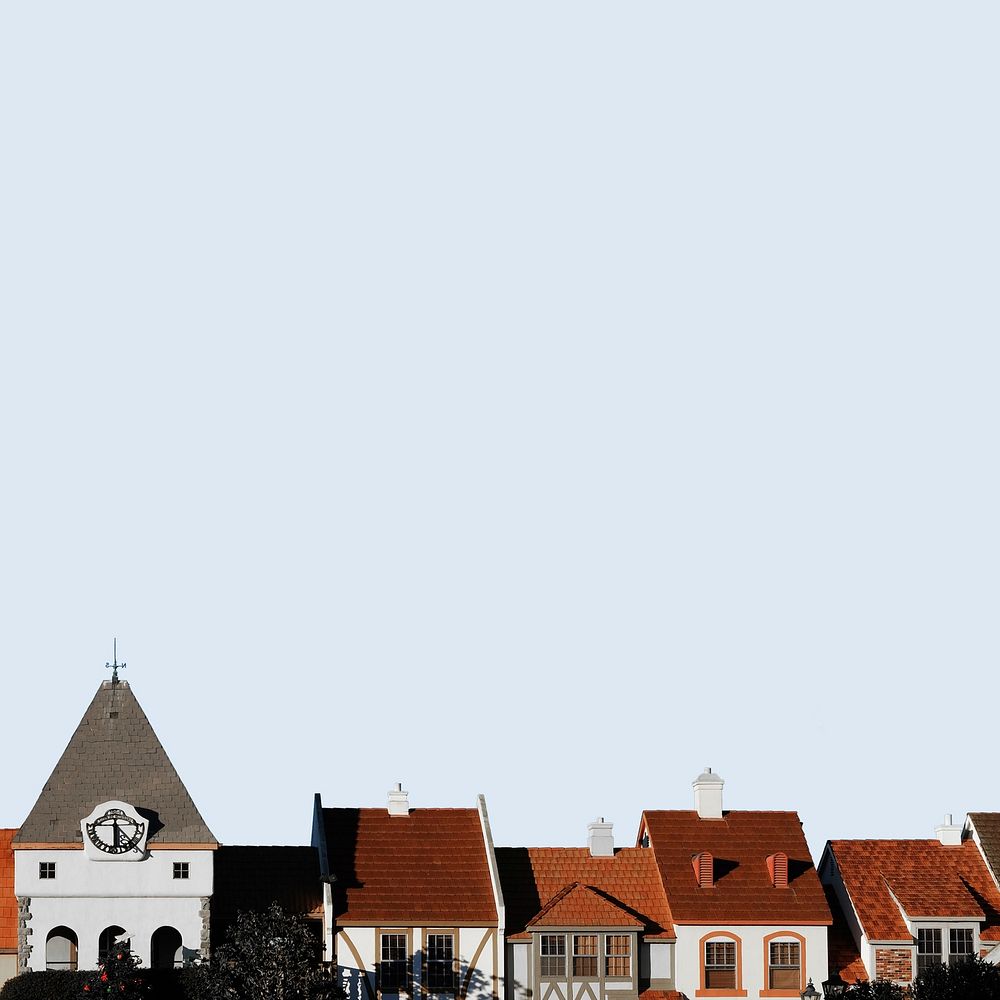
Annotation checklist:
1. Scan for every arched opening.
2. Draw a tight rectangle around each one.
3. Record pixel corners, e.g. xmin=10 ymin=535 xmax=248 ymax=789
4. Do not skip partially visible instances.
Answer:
xmin=150 ymin=926 xmax=183 ymax=969
xmin=98 ymin=926 xmax=129 ymax=964
xmin=46 ymin=927 xmax=78 ymax=971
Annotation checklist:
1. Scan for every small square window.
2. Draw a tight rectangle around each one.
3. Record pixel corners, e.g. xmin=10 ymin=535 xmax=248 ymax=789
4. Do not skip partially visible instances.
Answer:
xmin=39 ymin=862 xmax=56 ymax=880
xmin=173 ymin=862 xmax=190 ymax=880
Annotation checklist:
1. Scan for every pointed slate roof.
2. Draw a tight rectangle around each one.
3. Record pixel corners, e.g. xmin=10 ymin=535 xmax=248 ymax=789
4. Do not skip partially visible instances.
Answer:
xmin=13 ymin=681 xmax=216 ymax=847
xmin=527 ymin=882 xmax=644 ymax=929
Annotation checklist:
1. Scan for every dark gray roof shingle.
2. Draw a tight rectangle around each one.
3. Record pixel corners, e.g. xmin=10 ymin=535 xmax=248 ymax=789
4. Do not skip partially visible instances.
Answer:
xmin=13 ymin=681 xmax=216 ymax=846
xmin=970 ymin=813 xmax=1000 ymax=887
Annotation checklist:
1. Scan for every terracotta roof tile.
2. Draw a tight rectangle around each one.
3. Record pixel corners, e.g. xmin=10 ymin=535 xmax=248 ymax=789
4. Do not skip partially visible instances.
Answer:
xmin=641 ymin=811 xmax=830 ymax=925
xmin=828 ymin=840 xmax=1000 ymax=943
xmin=325 ymin=808 xmax=497 ymax=925
xmin=527 ymin=882 xmax=644 ymax=929
xmin=969 ymin=813 xmax=1000 ymax=887
xmin=496 ymin=847 xmax=674 ymax=940
xmin=824 ymin=886 xmax=867 ymax=984
xmin=0 ymin=830 xmax=16 ymax=953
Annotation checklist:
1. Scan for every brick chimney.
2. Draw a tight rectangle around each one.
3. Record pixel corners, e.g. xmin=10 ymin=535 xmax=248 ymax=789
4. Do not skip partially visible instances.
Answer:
xmin=588 ymin=818 xmax=614 ymax=857
xmin=693 ymin=767 xmax=724 ymax=820
xmin=935 ymin=813 xmax=962 ymax=846
xmin=388 ymin=782 xmax=410 ymax=817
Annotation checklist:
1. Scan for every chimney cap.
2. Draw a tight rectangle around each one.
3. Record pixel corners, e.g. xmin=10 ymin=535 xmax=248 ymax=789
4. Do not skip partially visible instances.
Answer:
xmin=694 ymin=767 xmax=724 ymax=785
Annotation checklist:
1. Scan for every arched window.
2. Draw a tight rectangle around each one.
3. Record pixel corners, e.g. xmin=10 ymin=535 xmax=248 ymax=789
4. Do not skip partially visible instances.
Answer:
xmin=46 ymin=927 xmax=78 ymax=971
xmin=99 ymin=926 xmax=129 ymax=964
xmin=696 ymin=931 xmax=746 ymax=997
xmin=761 ymin=931 xmax=807 ymax=997
xmin=151 ymin=926 xmax=184 ymax=969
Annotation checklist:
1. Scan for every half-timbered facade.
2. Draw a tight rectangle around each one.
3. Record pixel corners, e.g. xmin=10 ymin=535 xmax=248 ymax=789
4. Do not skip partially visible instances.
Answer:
xmin=313 ymin=787 xmax=504 ymax=1000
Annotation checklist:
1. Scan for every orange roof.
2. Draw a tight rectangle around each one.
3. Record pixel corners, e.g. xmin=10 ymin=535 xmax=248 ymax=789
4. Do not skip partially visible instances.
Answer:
xmin=324 ymin=808 xmax=497 ymax=925
xmin=829 ymin=840 xmax=1000 ymax=942
xmin=496 ymin=847 xmax=675 ymax=940
xmin=527 ymin=883 xmax=644 ymax=930
xmin=824 ymin=886 xmax=867 ymax=985
xmin=640 ymin=811 xmax=831 ymax=926
xmin=0 ymin=830 xmax=16 ymax=953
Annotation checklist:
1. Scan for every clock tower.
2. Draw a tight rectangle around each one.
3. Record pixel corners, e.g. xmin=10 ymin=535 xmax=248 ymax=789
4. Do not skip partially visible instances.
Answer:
xmin=12 ymin=677 xmax=218 ymax=973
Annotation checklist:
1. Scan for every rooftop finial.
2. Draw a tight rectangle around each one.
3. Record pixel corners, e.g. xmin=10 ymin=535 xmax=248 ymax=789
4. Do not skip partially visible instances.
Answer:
xmin=105 ymin=638 xmax=126 ymax=685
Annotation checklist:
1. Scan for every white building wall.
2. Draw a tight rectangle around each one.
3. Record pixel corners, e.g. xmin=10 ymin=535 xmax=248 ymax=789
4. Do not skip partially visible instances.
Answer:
xmin=0 ymin=954 xmax=16 ymax=989
xmin=15 ymin=848 xmax=213 ymax=972
xmin=673 ymin=924 xmax=828 ymax=1000
xmin=337 ymin=925 xmax=500 ymax=1000
xmin=25 ymin=895 xmax=205 ymax=971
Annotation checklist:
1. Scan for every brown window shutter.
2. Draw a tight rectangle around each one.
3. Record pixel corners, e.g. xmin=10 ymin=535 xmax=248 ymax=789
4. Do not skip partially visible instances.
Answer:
xmin=767 ymin=852 xmax=789 ymax=888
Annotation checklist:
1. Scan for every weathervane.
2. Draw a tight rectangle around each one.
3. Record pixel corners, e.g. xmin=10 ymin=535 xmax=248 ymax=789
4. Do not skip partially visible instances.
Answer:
xmin=105 ymin=638 xmax=126 ymax=685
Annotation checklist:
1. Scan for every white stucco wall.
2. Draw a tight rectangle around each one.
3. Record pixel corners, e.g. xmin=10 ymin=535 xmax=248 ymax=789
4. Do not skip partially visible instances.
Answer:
xmin=338 ymin=925 xmax=500 ymax=1000
xmin=673 ymin=924 xmax=828 ymax=999
xmin=15 ymin=848 xmax=213 ymax=973
xmin=0 ymin=953 xmax=16 ymax=989
xmin=24 ymin=895 xmax=205 ymax=971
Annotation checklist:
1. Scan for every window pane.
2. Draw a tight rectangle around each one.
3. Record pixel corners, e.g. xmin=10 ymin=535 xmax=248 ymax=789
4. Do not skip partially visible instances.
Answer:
xmin=605 ymin=936 xmax=631 ymax=977
xmin=949 ymin=928 xmax=973 ymax=964
xmin=426 ymin=934 xmax=455 ymax=990
xmin=704 ymin=939 xmax=736 ymax=990
xmin=380 ymin=934 xmax=408 ymax=990
xmin=573 ymin=935 xmax=597 ymax=977
xmin=540 ymin=936 xmax=566 ymax=977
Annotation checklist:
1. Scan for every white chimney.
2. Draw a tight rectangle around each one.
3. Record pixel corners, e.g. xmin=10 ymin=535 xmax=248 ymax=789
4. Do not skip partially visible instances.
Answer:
xmin=587 ymin=818 xmax=614 ymax=857
xmin=388 ymin=782 xmax=410 ymax=817
xmin=693 ymin=767 xmax=724 ymax=820
xmin=935 ymin=813 xmax=962 ymax=846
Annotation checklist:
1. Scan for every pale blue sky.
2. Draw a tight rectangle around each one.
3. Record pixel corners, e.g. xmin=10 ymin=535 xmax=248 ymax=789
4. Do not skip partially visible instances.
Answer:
xmin=1 ymin=3 xmax=997 ymax=858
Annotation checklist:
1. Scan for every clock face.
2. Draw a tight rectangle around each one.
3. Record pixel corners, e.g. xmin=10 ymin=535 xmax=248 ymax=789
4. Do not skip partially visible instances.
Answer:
xmin=85 ymin=807 xmax=146 ymax=855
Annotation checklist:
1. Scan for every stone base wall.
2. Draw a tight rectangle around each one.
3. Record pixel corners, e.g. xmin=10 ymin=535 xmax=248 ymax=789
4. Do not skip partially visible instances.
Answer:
xmin=16 ymin=897 xmax=31 ymax=975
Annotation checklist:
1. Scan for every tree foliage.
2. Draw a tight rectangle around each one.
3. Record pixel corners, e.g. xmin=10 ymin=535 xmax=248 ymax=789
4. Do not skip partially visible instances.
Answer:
xmin=910 ymin=957 xmax=1000 ymax=1000
xmin=188 ymin=902 xmax=335 ymax=1000
xmin=83 ymin=946 xmax=149 ymax=998
xmin=842 ymin=979 xmax=906 ymax=1000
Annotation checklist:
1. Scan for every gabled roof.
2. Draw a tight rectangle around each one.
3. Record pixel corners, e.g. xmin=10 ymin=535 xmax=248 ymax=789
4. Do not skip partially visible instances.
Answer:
xmin=0 ymin=830 xmax=16 ymax=953
xmin=496 ymin=847 xmax=675 ymax=941
xmin=527 ymin=882 xmax=644 ymax=930
xmin=14 ymin=682 xmax=216 ymax=847
xmin=969 ymin=813 xmax=1000 ymax=888
xmin=639 ymin=811 xmax=831 ymax=925
xmin=323 ymin=807 xmax=497 ymax=925
xmin=824 ymin=886 xmax=867 ymax=985
xmin=211 ymin=846 xmax=323 ymax=947
xmin=827 ymin=840 xmax=1000 ymax=942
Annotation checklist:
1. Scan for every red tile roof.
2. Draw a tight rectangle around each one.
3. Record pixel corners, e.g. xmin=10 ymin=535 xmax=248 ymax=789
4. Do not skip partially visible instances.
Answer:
xmin=640 ymin=811 xmax=831 ymax=925
xmin=495 ymin=847 xmax=675 ymax=941
xmin=0 ymin=830 xmax=16 ymax=953
xmin=829 ymin=840 xmax=1000 ymax=943
xmin=324 ymin=808 xmax=497 ymax=925
xmin=527 ymin=882 xmax=644 ymax=930
xmin=824 ymin=886 xmax=867 ymax=985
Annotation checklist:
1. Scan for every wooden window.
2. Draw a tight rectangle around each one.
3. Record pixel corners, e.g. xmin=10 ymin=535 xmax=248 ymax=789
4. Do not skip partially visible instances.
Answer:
xmin=540 ymin=935 xmax=566 ymax=977
xmin=573 ymin=935 xmax=597 ymax=978
xmin=949 ymin=929 xmax=973 ymax=965
xmin=426 ymin=933 xmax=456 ymax=991
xmin=39 ymin=862 xmax=56 ymax=880
xmin=768 ymin=941 xmax=800 ymax=990
xmin=605 ymin=935 xmax=631 ymax=977
xmin=172 ymin=862 xmax=190 ymax=880
xmin=704 ymin=940 xmax=736 ymax=989
xmin=917 ymin=929 xmax=941 ymax=975
xmin=380 ymin=933 xmax=408 ymax=990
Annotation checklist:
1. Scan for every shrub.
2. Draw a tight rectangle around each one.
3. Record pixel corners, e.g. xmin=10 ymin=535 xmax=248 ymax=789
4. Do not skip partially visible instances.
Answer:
xmin=911 ymin=957 xmax=1000 ymax=1000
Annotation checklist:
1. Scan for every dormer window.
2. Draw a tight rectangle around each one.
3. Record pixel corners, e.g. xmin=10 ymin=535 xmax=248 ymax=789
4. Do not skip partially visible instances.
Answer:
xmin=692 ymin=851 xmax=714 ymax=888
xmin=950 ymin=929 xmax=973 ymax=964
xmin=767 ymin=852 xmax=789 ymax=888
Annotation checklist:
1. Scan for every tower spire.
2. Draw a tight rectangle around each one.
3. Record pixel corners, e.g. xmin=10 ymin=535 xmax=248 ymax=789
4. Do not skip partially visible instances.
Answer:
xmin=105 ymin=638 xmax=126 ymax=685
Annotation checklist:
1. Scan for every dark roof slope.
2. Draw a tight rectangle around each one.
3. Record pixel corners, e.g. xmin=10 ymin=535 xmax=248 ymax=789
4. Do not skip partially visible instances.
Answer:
xmin=496 ymin=846 xmax=675 ymax=940
xmin=14 ymin=682 xmax=216 ymax=846
xmin=828 ymin=840 xmax=1000 ymax=942
xmin=0 ymin=830 xmax=15 ymax=953
xmin=640 ymin=811 xmax=831 ymax=925
xmin=824 ymin=886 xmax=867 ymax=985
xmin=970 ymin=813 xmax=1000 ymax=887
xmin=324 ymin=807 xmax=497 ymax=925
xmin=212 ymin=846 xmax=323 ymax=946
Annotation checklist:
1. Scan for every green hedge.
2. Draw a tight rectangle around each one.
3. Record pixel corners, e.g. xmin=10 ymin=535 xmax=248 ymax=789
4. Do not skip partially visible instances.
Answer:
xmin=0 ymin=969 xmax=205 ymax=1000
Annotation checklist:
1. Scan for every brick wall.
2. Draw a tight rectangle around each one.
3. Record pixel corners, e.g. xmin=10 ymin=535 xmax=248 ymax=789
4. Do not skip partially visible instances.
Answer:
xmin=875 ymin=948 xmax=912 ymax=982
